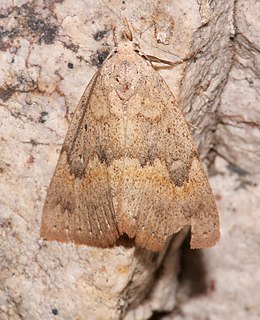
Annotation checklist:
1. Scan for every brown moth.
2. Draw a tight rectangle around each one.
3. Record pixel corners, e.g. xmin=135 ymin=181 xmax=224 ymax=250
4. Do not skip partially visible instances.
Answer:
xmin=41 ymin=36 xmax=220 ymax=252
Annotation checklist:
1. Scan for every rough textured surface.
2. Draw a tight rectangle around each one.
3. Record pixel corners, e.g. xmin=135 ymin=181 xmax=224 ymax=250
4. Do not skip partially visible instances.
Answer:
xmin=215 ymin=0 xmax=260 ymax=173
xmin=0 ymin=0 xmax=259 ymax=319
xmin=173 ymin=157 xmax=260 ymax=320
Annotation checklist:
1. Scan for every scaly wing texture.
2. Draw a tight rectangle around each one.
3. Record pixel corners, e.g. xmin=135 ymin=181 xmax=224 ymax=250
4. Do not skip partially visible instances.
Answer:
xmin=41 ymin=42 xmax=220 ymax=252
xmin=41 ymin=72 xmax=121 ymax=246
xmin=101 ymin=45 xmax=220 ymax=251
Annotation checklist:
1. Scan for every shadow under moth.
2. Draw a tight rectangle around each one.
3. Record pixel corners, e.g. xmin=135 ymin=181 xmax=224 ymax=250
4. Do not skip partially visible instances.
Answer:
xmin=40 ymin=35 xmax=220 ymax=252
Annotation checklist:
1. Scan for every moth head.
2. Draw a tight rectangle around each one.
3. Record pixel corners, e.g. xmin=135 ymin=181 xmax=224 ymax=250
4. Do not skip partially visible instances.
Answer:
xmin=112 ymin=19 xmax=140 ymax=53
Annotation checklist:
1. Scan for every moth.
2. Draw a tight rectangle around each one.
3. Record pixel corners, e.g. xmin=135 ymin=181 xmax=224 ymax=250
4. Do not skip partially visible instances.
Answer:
xmin=41 ymin=34 xmax=220 ymax=252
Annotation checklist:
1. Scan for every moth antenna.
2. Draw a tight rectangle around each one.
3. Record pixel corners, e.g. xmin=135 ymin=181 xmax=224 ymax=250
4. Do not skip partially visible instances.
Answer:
xmin=111 ymin=24 xmax=118 ymax=47
xmin=139 ymin=51 xmax=195 ymax=70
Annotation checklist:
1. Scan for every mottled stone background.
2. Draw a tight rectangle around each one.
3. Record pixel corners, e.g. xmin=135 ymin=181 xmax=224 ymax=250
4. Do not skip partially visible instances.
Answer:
xmin=0 ymin=0 xmax=259 ymax=319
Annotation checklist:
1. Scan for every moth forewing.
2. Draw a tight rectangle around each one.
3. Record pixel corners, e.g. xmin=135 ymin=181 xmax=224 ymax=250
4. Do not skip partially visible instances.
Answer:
xmin=41 ymin=40 xmax=220 ymax=252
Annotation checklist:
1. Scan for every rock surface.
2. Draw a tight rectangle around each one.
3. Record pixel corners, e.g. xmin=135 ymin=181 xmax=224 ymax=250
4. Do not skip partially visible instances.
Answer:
xmin=0 ymin=0 xmax=259 ymax=319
